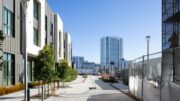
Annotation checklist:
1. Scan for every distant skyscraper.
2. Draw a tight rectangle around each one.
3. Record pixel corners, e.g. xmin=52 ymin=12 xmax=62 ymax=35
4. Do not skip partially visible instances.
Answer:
xmin=72 ymin=56 xmax=84 ymax=69
xmin=100 ymin=36 xmax=123 ymax=69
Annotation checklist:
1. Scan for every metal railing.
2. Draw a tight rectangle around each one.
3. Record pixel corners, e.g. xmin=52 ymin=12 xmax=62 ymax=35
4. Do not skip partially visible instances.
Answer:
xmin=129 ymin=48 xmax=180 ymax=101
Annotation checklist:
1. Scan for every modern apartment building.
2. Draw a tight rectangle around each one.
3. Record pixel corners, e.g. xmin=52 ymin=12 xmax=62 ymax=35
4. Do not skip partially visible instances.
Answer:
xmin=64 ymin=32 xmax=72 ymax=66
xmin=0 ymin=0 xmax=24 ymax=86
xmin=0 ymin=0 xmax=69 ymax=86
xmin=100 ymin=36 xmax=123 ymax=71
xmin=82 ymin=61 xmax=95 ymax=74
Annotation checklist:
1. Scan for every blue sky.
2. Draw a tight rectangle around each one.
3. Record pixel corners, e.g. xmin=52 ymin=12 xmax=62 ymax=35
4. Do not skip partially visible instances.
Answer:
xmin=48 ymin=0 xmax=161 ymax=63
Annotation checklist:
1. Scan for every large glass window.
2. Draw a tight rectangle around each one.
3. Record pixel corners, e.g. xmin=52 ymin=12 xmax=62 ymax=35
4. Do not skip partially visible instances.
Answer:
xmin=3 ymin=53 xmax=15 ymax=86
xmin=51 ymin=23 xmax=53 ymax=36
xmin=3 ymin=7 xmax=14 ymax=37
xmin=33 ymin=28 xmax=38 ymax=46
xmin=45 ymin=16 xmax=48 ymax=45
xmin=33 ymin=0 xmax=39 ymax=20
xmin=45 ymin=16 xmax=47 ymax=31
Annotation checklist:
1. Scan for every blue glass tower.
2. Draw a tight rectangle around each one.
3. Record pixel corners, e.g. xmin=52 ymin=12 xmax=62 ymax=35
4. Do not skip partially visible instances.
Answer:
xmin=100 ymin=36 xmax=123 ymax=70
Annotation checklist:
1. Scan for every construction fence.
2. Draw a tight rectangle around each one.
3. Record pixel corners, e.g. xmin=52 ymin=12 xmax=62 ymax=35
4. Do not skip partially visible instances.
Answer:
xmin=129 ymin=48 xmax=180 ymax=101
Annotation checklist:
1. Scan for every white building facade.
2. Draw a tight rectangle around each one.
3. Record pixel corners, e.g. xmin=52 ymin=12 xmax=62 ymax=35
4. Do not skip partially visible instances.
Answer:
xmin=0 ymin=0 xmax=71 ymax=86
xmin=64 ymin=32 xmax=72 ymax=66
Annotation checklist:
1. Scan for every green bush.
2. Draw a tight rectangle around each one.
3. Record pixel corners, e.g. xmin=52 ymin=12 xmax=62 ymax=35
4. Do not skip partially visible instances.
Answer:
xmin=64 ymin=68 xmax=78 ymax=82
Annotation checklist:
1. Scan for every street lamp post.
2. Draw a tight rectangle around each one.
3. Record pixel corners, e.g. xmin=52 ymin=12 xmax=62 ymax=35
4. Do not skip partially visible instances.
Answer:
xmin=145 ymin=35 xmax=150 ymax=78
xmin=21 ymin=0 xmax=30 ymax=101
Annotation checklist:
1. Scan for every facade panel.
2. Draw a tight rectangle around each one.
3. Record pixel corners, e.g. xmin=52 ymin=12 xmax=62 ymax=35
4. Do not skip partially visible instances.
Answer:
xmin=54 ymin=14 xmax=64 ymax=62
xmin=64 ymin=32 xmax=72 ymax=66
xmin=0 ymin=0 xmax=24 ymax=86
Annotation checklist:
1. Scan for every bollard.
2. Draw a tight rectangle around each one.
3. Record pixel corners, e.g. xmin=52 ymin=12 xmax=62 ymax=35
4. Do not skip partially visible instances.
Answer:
xmin=27 ymin=88 xmax=30 ymax=101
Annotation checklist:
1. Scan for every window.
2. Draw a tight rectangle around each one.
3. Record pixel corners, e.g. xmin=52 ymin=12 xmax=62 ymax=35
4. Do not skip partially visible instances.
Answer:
xmin=3 ymin=53 xmax=15 ymax=86
xmin=51 ymin=23 xmax=53 ymax=36
xmin=33 ymin=28 xmax=38 ymax=46
xmin=45 ymin=16 xmax=47 ymax=31
xmin=45 ymin=16 xmax=48 ymax=45
xmin=33 ymin=0 xmax=38 ymax=20
xmin=3 ymin=7 xmax=14 ymax=37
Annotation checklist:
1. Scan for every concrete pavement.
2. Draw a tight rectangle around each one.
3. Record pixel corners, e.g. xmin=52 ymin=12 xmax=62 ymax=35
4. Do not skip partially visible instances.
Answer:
xmin=0 ymin=75 xmax=135 ymax=101
xmin=45 ymin=75 xmax=135 ymax=101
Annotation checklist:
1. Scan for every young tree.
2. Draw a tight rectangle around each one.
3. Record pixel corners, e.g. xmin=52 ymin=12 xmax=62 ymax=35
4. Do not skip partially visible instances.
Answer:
xmin=71 ymin=68 xmax=78 ymax=80
xmin=34 ymin=45 xmax=56 ymax=96
xmin=57 ymin=60 xmax=70 ymax=87
xmin=0 ymin=30 xmax=5 ymax=71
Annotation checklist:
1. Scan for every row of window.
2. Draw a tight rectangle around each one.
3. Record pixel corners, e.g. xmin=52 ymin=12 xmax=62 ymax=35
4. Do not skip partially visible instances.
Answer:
xmin=3 ymin=53 xmax=15 ymax=86
xmin=3 ymin=0 xmax=40 ymax=46
xmin=3 ymin=7 xmax=14 ymax=37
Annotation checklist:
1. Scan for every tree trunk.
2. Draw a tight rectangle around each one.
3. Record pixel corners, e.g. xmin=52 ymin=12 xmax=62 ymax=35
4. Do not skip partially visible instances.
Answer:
xmin=54 ymin=81 xmax=55 ymax=91
xmin=48 ymin=83 xmax=50 ymax=96
xmin=63 ymin=80 xmax=64 ymax=87
xmin=38 ymin=81 xmax=40 ymax=96
xmin=63 ymin=79 xmax=65 ymax=87
xmin=44 ymin=82 xmax=46 ymax=98
xmin=58 ymin=80 xmax=60 ymax=89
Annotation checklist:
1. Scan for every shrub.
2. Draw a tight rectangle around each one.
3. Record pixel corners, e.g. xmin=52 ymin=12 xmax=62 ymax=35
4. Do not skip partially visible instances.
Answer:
xmin=0 ymin=83 xmax=24 ymax=96
xmin=100 ymin=74 xmax=117 ymax=83
xmin=0 ymin=86 xmax=5 ymax=95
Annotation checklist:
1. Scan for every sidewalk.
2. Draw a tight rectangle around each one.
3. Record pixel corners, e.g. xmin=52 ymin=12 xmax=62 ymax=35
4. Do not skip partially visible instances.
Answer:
xmin=111 ymin=81 xmax=129 ymax=93
xmin=0 ymin=76 xmax=85 ymax=101
xmin=0 ymin=88 xmax=39 ymax=101
xmin=50 ymin=75 xmax=89 ymax=95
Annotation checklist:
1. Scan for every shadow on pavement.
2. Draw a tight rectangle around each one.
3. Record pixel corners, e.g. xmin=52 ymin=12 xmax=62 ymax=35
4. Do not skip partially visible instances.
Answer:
xmin=0 ymin=96 xmax=23 ymax=100
xmin=94 ymin=79 xmax=115 ymax=90
xmin=87 ymin=94 xmax=126 ymax=101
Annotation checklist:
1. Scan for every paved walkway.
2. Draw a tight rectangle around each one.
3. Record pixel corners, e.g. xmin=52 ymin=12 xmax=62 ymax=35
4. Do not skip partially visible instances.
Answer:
xmin=0 ymin=76 xmax=135 ymax=101
xmin=0 ymin=87 xmax=39 ymax=101
xmin=0 ymin=76 xmax=84 ymax=101
xmin=45 ymin=75 xmax=135 ymax=101
xmin=111 ymin=81 xmax=129 ymax=93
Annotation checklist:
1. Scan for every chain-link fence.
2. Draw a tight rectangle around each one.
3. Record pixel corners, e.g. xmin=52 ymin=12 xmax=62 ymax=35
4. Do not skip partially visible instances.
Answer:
xmin=129 ymin=48 xmax=180 ymax=101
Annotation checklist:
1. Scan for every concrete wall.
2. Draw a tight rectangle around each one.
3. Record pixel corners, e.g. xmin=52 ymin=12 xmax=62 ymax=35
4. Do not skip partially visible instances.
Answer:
xmin=0 ymin=0 xmax=24 ymax=86
xmin=0 ymin=0 xmax=2 ymax=31
xmin=0 ymin=0 xmax=3 ymax=86
xmin=64 ymin=32 xmax=72 ymax=66
xmin=26 ymin=0 xmax=45 ymax=56
xmin=45 ymin=2 xmax=54 ymax=45
xmin=54 ymin=14 xmax=64 ymax=62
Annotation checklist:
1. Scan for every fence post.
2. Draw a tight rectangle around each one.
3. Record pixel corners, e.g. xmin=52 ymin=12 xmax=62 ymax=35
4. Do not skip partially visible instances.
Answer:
xmin=141 ymin=56 xmax=145 ymax=100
